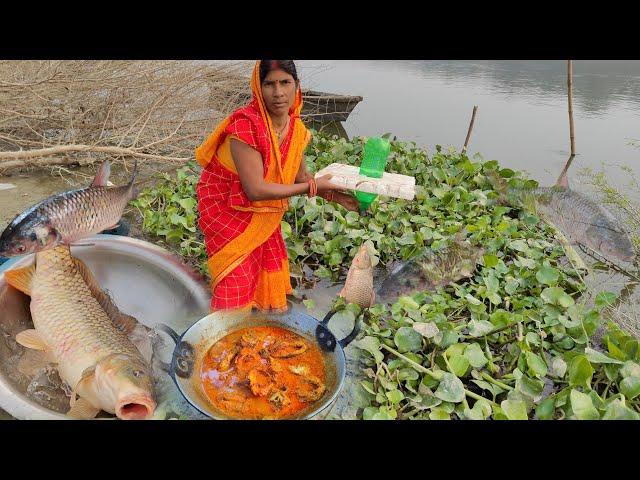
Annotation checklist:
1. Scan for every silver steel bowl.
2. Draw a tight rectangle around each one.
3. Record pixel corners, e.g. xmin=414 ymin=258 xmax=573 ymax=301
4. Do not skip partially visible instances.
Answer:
xmin=0 ymin=234 xmax=211 ymax=420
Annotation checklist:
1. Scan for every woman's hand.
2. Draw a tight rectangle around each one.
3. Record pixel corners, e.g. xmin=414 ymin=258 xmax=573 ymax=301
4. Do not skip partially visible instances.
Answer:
xmin=315 ymin=174 xmax=345 ymax=196
xmin=322 ymin=190 xmax=361 ymax=212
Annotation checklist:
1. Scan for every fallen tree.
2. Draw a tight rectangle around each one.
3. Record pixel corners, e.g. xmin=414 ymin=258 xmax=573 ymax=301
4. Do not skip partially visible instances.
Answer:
xmin=0 ymin=60 xmax=252 ymax=172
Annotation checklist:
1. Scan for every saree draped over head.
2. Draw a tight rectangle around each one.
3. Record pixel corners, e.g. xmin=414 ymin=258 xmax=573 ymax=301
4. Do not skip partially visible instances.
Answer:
xmin=195 ymin=61 xmax=311 ymax=311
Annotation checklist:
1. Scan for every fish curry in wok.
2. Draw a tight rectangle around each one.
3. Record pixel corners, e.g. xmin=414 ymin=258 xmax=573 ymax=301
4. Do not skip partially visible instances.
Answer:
xmin=199 ymin=326 xmax=327 ymax=419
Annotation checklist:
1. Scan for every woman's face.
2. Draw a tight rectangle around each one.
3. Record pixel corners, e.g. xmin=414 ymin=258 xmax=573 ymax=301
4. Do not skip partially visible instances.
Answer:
xmin=261 ymin=68 xmax=297 ymax=116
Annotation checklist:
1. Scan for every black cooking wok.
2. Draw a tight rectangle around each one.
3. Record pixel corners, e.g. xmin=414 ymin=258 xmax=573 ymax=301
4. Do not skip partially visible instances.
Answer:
xmin=156 ymin=308 xmax=359 ymax=420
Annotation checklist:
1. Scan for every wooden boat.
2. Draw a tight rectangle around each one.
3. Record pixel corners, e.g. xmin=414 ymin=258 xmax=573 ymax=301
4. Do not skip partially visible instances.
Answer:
xmin=300 ymin=90 xmax=363 ymax=122
xmin=207 ymin=81 xmax=363 ymax=123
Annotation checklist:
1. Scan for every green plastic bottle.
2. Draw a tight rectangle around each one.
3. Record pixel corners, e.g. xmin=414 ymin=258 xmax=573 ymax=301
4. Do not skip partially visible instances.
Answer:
xmin=355 ymin=137 xmax=391 ymax=212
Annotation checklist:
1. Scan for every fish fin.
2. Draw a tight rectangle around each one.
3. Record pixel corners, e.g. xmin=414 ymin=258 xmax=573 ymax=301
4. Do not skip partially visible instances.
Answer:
xmin=73 ymin=257 xmax=140 ymax=334
xmin=67 ymin=397 xmax=101 ymax=420
xmin=91 ymin=161 xmax=111 ymax=187
xmin=15 ymin=329 xmax=47 ymax=351
xmin=4 ymin=264 xmax=36 ymax=296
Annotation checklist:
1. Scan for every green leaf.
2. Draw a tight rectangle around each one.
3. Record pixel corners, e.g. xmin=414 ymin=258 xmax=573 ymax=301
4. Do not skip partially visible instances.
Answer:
xmin=394 ymin=327 xmax=423 ymax=353
xmin=595 ymin=291 xmax=617 ymax=309
xmin=177 ymin=197 xmax=197 ymax=212
xmin=434 ymin=373 xmax=466 ymax=403
xmin=483 ymin=254 xmax=499 ymax=268
xmin=536 ymin=265 xmax=559 ymax=285
xmin=165 ymin=229 xmax=184 ymax=243
xmin=584 ymin=347 xmax=623 ymax=365
xmin=362 ymin=407 xmax=378 ymax=420
xmin=621 ymin=361 xmax=640 ymax=378
xmin=464 ymin=398 xmax=492 ymax=420
xmin=464 ymin=343 xmax=488 ymax=368
xmin=353 ymin=336 xmax=384 ymax=363
xmin=541 ymin=287 xmax=575 ymax=308
xmin=386 ymin=389 xmax=405 ymax=404
xmin=500 ymin=400 xmax=528 ymax=420
xmin=428 ymin=408 xmax=451 ymax=420
xmin=525 ymin=351 xmax=548 ymax=378
xmin=535 ymin=398 xmax=555 ymax=420
xmin=568 ymin=355 xmax=594 ymax=389
xmin=413 ymin=322 xmax=439 ymax=339
xmin=549 ymin=356 xmax=568 ymax=378
xmin=484 ymin=274 xmax=499 ymax=293
xmin=467 ymin=320 xmax=495 ymax=337
xmin=371 ymin=410 xmax=395 ymax=420
xmin=570 ymin=389 xmax=600 ymax=420
xmin=313 ymin=265 xmax=332 ymax=279
xmin=397 ymin=233 xmax=416 ymax=245
xmin=516 ymin=374 xmax=544 ymax=400
xmin=448 ymin=353 xmax=470 ymax=377
xmin=602 ymin=399 xmax=640 ymax=420
xmin=509 ymin=240 xmax=529 ymax=252
xmin=619 ymin=377 xmax=640 ymax=400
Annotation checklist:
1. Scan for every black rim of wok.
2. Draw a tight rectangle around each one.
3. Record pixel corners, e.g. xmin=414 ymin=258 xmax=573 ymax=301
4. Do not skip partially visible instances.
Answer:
xmin=156 ymin=309 xmax=359 ymax=419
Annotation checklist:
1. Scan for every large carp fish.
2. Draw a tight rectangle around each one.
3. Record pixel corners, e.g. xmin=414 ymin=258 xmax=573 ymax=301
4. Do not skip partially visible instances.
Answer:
xmin=0 ymin=160 xmax=137 ymax=258
xmin=4 ymin=245 xmax=156 ymax=420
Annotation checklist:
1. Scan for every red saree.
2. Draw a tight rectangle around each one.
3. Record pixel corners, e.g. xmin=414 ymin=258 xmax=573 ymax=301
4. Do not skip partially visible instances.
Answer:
xmin=195 ymin=61 xmax=311 ymax=311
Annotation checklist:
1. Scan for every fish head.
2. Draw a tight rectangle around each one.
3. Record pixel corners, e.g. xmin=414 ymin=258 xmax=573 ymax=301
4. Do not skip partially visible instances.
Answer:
xmin=95 ymin=354 xmax=156 ymax=420
xmin=352 ymin=244 xmax=372 ymax=270
xmin=596 ymin=231 xmax=636 ymax=263
xmin=376 ymin=261 xmax=427 ymax=303
xmin=0 ymin=218 xmax=60 ymax=257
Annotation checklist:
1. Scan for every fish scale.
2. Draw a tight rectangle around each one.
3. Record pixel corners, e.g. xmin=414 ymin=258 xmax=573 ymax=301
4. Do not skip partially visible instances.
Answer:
xmin=42 ymin=185 xmax=133 ymax=243
xmin=0 ymin=160 xmax=137 ymax=258
xmin=31 ymin=246 xmax=142 ymax=389
xmin=488 ymin=170 xmax=635 ymax=263
xmin=532 ymin=186 xmax=634 ymax=262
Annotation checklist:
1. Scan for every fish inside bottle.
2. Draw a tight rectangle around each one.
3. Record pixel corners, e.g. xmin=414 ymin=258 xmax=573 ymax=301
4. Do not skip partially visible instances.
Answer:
xmin=199 ymin=326 xmax=327 ymax=419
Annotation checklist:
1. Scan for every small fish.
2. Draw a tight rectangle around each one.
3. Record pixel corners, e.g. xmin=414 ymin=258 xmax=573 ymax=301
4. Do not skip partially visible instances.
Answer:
xmin=377 ymin=234 xmax=484 ymax=303
xmin=339 ymin=244 xmax=375 ymax=308
xmin=0 ymin=160 xmax=137 ymax=258
xmin=488 ymin=169 xmax=635 ymax=264
xmin=0 ymin=183 xmax=16 ymax=191
xmin=4 ymin=245 xmax=155 ymax=420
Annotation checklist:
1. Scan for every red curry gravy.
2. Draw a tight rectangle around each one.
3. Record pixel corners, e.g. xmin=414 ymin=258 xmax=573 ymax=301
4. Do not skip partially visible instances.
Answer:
xmin=199 ymin=326 xmax=327 ymax=419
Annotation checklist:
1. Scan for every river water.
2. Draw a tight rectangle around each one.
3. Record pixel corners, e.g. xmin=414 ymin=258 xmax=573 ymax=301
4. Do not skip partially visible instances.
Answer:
xmin=297 ymin=60 xmax=640 ymax=191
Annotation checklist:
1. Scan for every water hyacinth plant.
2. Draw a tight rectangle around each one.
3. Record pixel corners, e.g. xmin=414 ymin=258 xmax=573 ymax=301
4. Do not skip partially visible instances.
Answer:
xmin=131 ymin=131 xmax=640 ymax=420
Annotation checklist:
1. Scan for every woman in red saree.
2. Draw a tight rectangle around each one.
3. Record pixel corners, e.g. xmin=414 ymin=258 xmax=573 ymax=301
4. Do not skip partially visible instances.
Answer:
xmin=195 ymin=60 xmax=358 ymax=312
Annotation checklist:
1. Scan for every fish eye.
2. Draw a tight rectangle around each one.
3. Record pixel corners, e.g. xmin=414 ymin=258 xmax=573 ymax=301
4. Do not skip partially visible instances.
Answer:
xmin=15 ymin=244 xmax=26 ymax=253
xmin=132 ymin=370 xmax=145 ymax=378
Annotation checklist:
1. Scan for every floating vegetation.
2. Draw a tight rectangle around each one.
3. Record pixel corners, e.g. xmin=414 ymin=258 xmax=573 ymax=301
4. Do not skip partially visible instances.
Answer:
xmin=132 ymin=131 xmax=640 ymax=420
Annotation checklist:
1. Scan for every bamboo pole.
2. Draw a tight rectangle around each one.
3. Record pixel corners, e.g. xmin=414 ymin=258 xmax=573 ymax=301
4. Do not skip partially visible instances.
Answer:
xmin=568 ymin=60 xmax=576 ymax=156
xmin=556 ymin=60 xmax=576 ymax=187
xmin=462 ymin=105 xmax=478 ymax=153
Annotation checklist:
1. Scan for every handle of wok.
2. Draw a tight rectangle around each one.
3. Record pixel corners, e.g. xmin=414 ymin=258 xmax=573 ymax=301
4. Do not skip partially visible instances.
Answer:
xmin=320 ymin=309 xmax=361 ymax=348
xmin=155 ymin=323 xmax=180 ymax=378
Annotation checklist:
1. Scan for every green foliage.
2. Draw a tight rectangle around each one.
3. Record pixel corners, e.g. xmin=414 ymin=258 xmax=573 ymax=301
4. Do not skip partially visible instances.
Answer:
xmin=131 ymin=132 xmax=640 ymax=420
xmin=130 ymin=162 xmax=209 ymax=276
